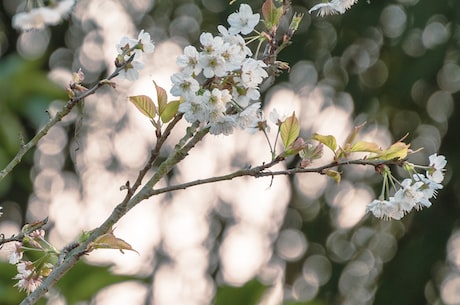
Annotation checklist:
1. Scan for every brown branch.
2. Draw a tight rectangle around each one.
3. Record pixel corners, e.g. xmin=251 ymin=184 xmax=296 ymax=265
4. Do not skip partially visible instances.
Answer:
xmin=20 ymin=123 xmax=207 ymax=305
xmin=148 ymin=158 xmax=402 ymax=196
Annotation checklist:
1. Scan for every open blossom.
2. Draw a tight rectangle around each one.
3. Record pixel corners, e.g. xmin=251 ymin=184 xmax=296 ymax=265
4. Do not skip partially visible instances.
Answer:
xmin=172 ymin=5 xmax=270 ymax=136
xmin=137 ymin=30 xmax=155 ymax=54
xmin=427 ymin=153 xmax=447 ymax=183
xmin=177 ymin=46 xmax=202 ymax=75
xmin=366 ymin=198 xmax=403 ymax=220
xmin=119 ymin=60 xmax=144 ymax=81
xmin=367 ymin=153 xmax=447 ymax=220
xmin=236 ymin=102 xmax=262 ymax=130
xmin=170 ymin=72 xmax=200 ymax=101
xmin=227 ymin=4 xmax=260 ymax=35
xmin=13 ymin=261 xmax=43 ymax=294
xmin=240 ymin=58 xmax=268 ymax=88
xmin=309 ymin=0 xmax=359 ymax=16
xmin=116 ymin=30 xmax=154 ymax=81
xmin=199 ymin=53 xmax=227 ymax=78
xmin=9 ymin=242 xmax=24 ymax=264
xmin=393 ymin=179 xmax=425 ymax=214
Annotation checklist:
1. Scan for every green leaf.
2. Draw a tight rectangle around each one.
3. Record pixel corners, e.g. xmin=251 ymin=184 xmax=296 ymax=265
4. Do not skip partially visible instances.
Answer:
xmin=280 ymin=112 xmax=300 ymax=149
xmin=373 ymin=142 xmax=410 ymax=160
xmin=350 ymin=141 xmax=382 ymax=153
xmin=325 ymin=169 xmax=341 ymax=184
xmin=262 ymin=0 xmax=284 ymax=29
xmin=129 ymin=95 xmax=156 ymax=119
xmin=160 ymin=100 xmax=180 ymax=123
xmin=214 ymin=279 xmax=268 ymax=305
xmin=313 ymin=133 xmax=337 ymax=153
xmin=154 ymin=81 xmax=168 ymax=115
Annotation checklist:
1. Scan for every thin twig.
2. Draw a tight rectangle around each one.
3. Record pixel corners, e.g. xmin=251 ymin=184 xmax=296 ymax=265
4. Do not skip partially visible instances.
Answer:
xmin=148 ymin=158 xmax=402 ymax=197
xmin=0 ymin=63 xmax=130 ymax=183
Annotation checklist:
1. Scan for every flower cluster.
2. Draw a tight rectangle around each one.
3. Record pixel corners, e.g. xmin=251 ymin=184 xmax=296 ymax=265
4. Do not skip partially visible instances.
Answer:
xmin=366 ymin=154 xmax=447 ymax=220
xmin=308 ymin=0 xmax=359 ymax=17
xmin=115 ymin=30 xmax=155 ymax=81
xmin=12 ymin=0 xmax=75 ymax=31
xmin=172 ymin=4 xmax=269 ymax=135
xmin=8 ymin=229 xmax=59 ymax=294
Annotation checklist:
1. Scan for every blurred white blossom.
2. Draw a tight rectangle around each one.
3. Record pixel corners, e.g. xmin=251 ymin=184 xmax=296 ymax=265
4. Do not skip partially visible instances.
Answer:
xmin=309 ymin=0 xmax=359 ymax=17
xmin=12 ymin=0 xmax=75 ymax=31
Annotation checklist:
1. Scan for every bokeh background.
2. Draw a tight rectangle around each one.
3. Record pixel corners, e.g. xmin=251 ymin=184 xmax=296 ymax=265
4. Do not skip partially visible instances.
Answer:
xmin=0 ymin=0 xmax=459 ymax=304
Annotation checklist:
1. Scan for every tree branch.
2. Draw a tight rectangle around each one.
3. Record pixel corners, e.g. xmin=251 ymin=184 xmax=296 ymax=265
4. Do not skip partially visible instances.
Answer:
xmin=0 ymin=63 xmax=130 ymax=183
xmin=148 ymin=157 xmax=403 ymax=197
xmin=20 ymin=123 xmax=208 ymax=305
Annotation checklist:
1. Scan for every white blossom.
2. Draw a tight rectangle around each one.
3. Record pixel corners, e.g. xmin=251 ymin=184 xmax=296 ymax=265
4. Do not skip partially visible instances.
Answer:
xmin=427 ymin=153 xmax=447 ymax=183
xmin=12 ymin=7 xmax=61 ymax=31
xmin=240 ymin=58 xmax=268 ymax=88
xmin=236 ymin=102 xmax=261 ymax=130
xmin=170 ymin=72 xmax=200 ymax=101
xmin=227 ymin=4 xmax=260 ymax=35
xmin=179 ymin=96 xmax=208 ymax=123
xmin=136 ymin=29 xmax=155 ymax=54
xmin=269 ymin=108 xmax=287 ymax=125
xmin=177 ymin=46 xmax=202 ymax=75
xmin=309 ymin=0 xmax=359 ymax=16
xmin=393 ymin=179 xmax=425 ymax=214
xmin=12 ymin=0 xmax=75 ymax=31
xmin=199 ymin=53 xmax=227 ymax=78
xmin=200 ymin=33 xmax=225 ymax=55
xmin=8 ymin=242 xmax=24 ymax=264
xmin=118 ymin=60 xmax=144 ymax=81
xmin=13 ymin=261 xmax=42 ymax=294
xmin=366 ymin=198 xmax=404 ymax=220
xmin=209 ymin=115 xmax=236 ymax=136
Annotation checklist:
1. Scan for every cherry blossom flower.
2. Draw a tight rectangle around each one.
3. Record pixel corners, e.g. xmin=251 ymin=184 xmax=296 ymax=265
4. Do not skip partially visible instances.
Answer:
xmin=12 ymin=7 xmax=61 ymax=31
xmin=393 ymin=179 xmax=425 ymax=214
xmin=208 ymin=115 xmax=236 ymax=136
xmin=9 ymin=242 xmax=24 ymax=264
xmin=199 ymin=53 xmax=227 ymax=78
xmin=137 ymin=30 xmax=155 ymax=54
xmin=13 ymin=261 xmax=42 ymax=294
xmin=227 ymin=4 xmax=260 ymax=35
xmin=119 ymin=60 xmax=144 ymax=81
xmin=176 ymin=46 xmax=202 ymax=75
xmin=12 ymin=0 xmax=75 ymax=31
xmin=170 ymin=72 xmax=200 ymax=101
xmin=427 ymin=153 xmax=447 ymax=183
xmin=179 ymin=96 xmax=209 ymax=123
xmin=366 ymin=198 xmax=403 ymax=220
xmin=171 ymin=5 xmax=269 ymax=136
xmin=240 ymin=58 xmax=268 ymax=88
xmin=309 ymin=0 xmax=359 ymax=17
xmin=115 ymin=30 xmax=155 ymax=81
